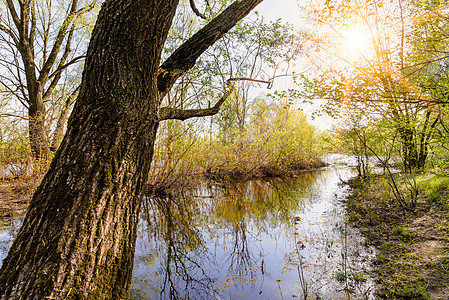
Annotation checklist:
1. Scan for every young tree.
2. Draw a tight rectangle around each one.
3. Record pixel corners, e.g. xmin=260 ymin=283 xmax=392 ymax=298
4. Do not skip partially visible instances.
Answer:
xmin=0 ymin=0 xmax=263 ymax=298
xmin=301 ymin=0 xmax=445 ymax=172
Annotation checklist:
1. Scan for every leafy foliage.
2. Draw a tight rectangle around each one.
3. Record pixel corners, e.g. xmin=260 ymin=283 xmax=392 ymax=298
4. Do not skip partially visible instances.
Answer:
xmin=150 ymin=96 xmax=323 ymax=191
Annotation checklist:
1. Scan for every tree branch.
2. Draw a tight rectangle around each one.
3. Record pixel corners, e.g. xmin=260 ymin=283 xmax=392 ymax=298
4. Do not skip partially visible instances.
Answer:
xmin=189 ymin=0 xmax=207 ymax=19
xmin=43 ymin=26 xmax=79 ymax=101
xmin=0 ymin=23 xmax=18 ymax=45
xmin=228 ymin=77 xmax=271 ymax=85
xmin=29 ymin=0 xmax=36 ymax=53
xmin=50 ymin=86 xmax=80 ymax=151
xmin=38 ymin=0 xmax=78 ymax=83
xmin=49 ymin=56 xmax=86 ymax=80
xmin=157 ymin=0 xmax=263 ymax=101
xmin=158 ymin=88 xmax=233 ymax=121
xmin=38 ymin=0 xmax=95 ymax=84
xmin=5 ymin=0 xmax=20 ymax=29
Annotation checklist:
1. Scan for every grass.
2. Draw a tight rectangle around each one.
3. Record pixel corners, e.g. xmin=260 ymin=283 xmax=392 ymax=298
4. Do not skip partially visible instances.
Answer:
xmin=418 ymin=174 xmax=449 ymax=206
xmin=379 ymin=242 xmax=391 ymax=250
xmin=346 ymin=173 xmax=449 ymax=299
xmin=390 ymin=285 xmax=431 ymax=300
xmin=442 ymin=250 xmax=449 ymax=271
xmin=351 ymin=271 xmax=366 ymax=283
xmin=335 ymin=270 xmax=366 ymax=284
xmin=392 ymin=225 xmax=412 ymax=239
xmin=335 ymin=270 xmax=346 ymax=282
xmin=375 ymin=253 xmax=387 ymax=263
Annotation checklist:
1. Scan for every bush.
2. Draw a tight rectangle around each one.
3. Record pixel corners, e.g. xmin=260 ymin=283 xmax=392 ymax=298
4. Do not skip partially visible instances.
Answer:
xmin=149 ymin=99 xmax=324 ymax=190
xmin=0 ymin=121 xmax=33 ymax=179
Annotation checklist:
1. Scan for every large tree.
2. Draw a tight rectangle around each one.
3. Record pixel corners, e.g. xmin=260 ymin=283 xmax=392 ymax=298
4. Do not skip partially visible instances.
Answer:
xmin=0 ymin=0 xmax=263 ymax=298
xmin=0 ymin=0 xmax=98 ymax=160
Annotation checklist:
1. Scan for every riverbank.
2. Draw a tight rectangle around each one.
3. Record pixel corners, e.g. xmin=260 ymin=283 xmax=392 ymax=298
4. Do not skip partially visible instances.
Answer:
xmin=0 ymin=180 xmax=36 ymax=220
xmin=347 ymin=174 xmax=449 ymax=299
xmin=147 ymin=154 xmax=327 ymax=193
xmin=1 ymin=163 xmax=376 ymax=299
xmin=0 ymin=157 xmax=327 ymax=218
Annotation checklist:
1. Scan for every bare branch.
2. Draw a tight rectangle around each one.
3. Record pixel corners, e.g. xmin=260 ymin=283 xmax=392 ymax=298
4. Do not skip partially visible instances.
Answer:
xmin=49 ymin=55 xmax=85 ymax=80
xmin=18 ymin=0 xmax=31 ymax=44
xmin=228 ymin=77 xmax=271 ymax=85
xmin=50 ymin=86 xmax=80 ymax=151
xmin=5 ymin=0 xmax=20 ymax=29
xmin=29 ymin=0 xmax=36 ymax=52
xmin=157 ymin=0 xmax=263 ymax=101
xmin=189 ymin=0 xmax=207 ymax=19
xmin=158 ymin=88 xmax=233 ymax=121
xmin=0 ymin=23 xmax=18 ymax=45
xmin=38 ymin=0 xmax=79 ymax=83
xmin=38 ymin=0 xmax=95 ymax=84
xmin=43 ymin=24 xmax=78 ymax=101
xmin=0 ymin=112 xmax=29 ymax=120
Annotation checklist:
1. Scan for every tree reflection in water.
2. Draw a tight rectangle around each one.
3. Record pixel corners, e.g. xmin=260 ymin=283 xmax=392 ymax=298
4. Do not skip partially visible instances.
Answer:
xmin=213 ymin=176 xmax=315 ymax=281
xmin=130 ymin=168 xmax=376 ymax=299
xmin=132 ymin=191 xmax=217 ymax=299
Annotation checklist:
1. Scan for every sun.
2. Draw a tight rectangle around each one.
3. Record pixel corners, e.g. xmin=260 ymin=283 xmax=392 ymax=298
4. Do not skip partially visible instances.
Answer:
xmin=340 ymin=27 xmax=373 ymax=59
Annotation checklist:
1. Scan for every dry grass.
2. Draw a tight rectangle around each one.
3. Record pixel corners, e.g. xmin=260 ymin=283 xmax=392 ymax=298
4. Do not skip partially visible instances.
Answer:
xmin=0 ymin=180 xmax=37 ymax=220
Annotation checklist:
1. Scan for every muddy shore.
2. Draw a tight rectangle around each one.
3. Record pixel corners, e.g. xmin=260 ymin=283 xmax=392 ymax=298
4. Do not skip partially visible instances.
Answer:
xmin=0 ymin=181 xmax=36 ymax=221
xmin=347 ymin=176 xmax=449 ymax=299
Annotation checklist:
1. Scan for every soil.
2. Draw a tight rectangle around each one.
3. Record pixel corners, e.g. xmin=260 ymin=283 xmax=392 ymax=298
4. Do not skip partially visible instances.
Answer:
xmin=0 ymin=179 xmax=37 ymax=222
xmin=347 ymin=177 xmax=449 ymax=299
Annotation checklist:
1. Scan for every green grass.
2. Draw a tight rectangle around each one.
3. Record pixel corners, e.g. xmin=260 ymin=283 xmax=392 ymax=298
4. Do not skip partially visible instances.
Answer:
xmin=419 ymin=174 xmax=449 ymax=205
xmin=443 ymin=251 xmax=449 ymax=271
xmin=335 ymin=270 xmax=366 ymax=284
xmin=376 ymin=253 xmax=387 ymax=262
xmin=351 ymin=271 xmax=366 ymax=283
xmin=379 ymin=242 xmax=391 ymax=250
xmin=393 ymin=225 xmax=411 ymax=238
xmin=335 ymin=270 xmax=346 ymax=282
xmin=393 ymin=285 xmax=430 ymax=300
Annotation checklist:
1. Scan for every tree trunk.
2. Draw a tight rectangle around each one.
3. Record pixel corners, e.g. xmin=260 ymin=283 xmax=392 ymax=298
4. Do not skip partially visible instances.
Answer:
xmin=3 ymin=0 xmax=92 ymax=162
xmin=0 ymin=1 xmax=176 ymax=298
xmin=400 ymin=126 xmax=417 ymax=173
xmin=28 ymin=96 xmax=50 ymax=161
xmin=0 ymin=0 xmax=263 ymax=298
xmin=50 ymin=88 xmax=80 ymax=152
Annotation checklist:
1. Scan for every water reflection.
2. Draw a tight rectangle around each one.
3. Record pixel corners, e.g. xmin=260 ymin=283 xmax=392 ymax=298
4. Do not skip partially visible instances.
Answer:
xmin=131 ymin=167 xmax=376 ymax=299
xmin=0 ymin=218 xmax=21 ymax=265
xmin=133 ymin=191 xmax=216 ymax=299
xmin=0 ymin=167 xmax=374 ymax=299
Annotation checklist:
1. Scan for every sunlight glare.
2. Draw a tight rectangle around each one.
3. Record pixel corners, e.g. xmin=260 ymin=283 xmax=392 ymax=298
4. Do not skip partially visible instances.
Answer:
xmin=341 ymin=27 xmax=372 ymax=58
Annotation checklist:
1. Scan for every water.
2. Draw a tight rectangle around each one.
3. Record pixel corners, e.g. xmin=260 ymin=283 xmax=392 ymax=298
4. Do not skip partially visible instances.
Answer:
xmin=0 ymin=158 xmax=376 ymax=299
xmin=131 ymin=163 xmax=376 ymax=299
xmin=0 ymin=164 xmax=31 ymax=179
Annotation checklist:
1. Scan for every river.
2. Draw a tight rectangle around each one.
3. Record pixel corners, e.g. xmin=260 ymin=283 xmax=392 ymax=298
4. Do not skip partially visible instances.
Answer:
xmin=0 ymin=155 xmax=376 ymax=299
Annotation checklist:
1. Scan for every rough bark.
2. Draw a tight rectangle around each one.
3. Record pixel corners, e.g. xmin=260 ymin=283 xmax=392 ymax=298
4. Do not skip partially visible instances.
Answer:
xmin=28 ymin=91 xmax=50 ymax=160
xmin=0 ymin=1 xmax=176 ymax=298
xmin=0 ymin=0 xmax=263 ymax=298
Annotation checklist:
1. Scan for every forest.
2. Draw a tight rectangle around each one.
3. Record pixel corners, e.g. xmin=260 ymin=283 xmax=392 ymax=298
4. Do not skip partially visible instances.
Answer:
xmin=0 ymin=0 xmax=448 ymax=299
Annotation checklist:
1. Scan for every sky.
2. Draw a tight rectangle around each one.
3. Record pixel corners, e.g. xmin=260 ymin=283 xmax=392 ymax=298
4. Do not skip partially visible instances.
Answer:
xmin=249 ymin=0 xmax=337 ymax=131
xmin=257 ymin=0 xmax=303 ymax=24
